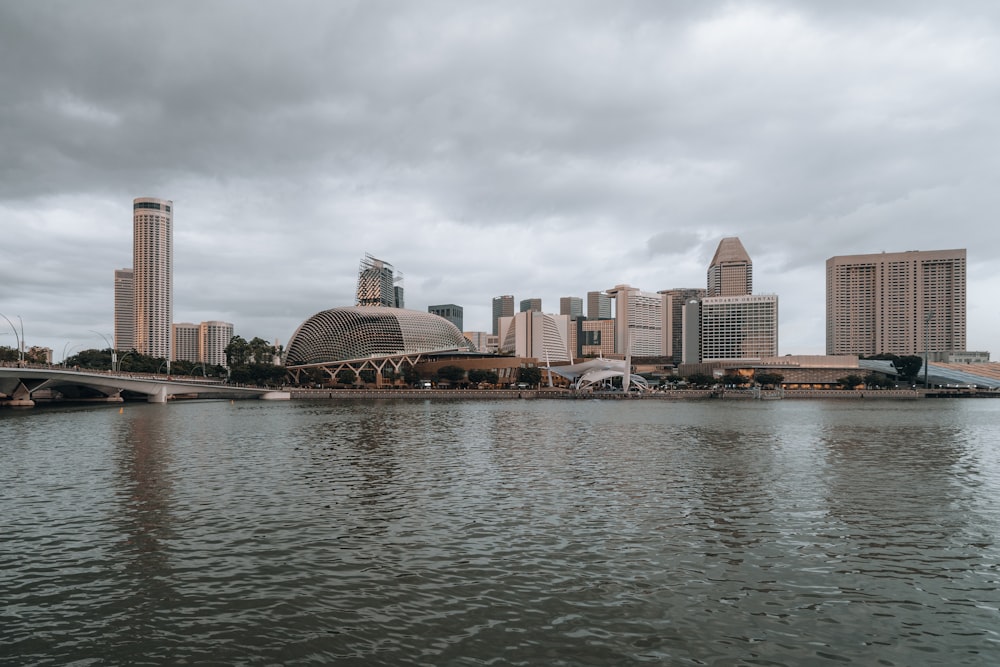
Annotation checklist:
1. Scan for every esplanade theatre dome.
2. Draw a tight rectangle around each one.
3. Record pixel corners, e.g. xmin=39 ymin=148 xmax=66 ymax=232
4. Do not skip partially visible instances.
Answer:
xmin=284 ymin=307 xmax=474 ymax=365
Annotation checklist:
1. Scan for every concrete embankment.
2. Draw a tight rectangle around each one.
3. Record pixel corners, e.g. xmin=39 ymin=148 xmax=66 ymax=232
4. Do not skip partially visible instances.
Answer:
xmin=286 ymin=388 xmax=924 ymax=400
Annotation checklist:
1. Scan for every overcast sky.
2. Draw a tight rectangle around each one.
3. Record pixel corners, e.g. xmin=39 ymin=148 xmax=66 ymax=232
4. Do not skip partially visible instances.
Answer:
xmin=3 ymin=1 xmax=999 ymax=360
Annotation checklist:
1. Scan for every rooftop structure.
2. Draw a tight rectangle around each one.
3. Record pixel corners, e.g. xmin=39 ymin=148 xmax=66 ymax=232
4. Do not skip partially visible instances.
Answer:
xmin=707 ymin=237 xmax=752 ymax=297
xmin=356 ymin=254 xmax=404 ymax=308
xmin=285 ymin=307 xmax=473 ymax=366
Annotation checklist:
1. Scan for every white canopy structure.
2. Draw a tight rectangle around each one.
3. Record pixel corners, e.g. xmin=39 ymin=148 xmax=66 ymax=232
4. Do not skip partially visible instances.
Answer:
xmin=545 ymin=357 xmax=650 ymax=392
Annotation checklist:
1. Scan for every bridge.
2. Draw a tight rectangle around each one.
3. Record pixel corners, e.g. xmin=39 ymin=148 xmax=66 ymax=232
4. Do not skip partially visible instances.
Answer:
xmin=0 ymin=365 xmax=290 ymax=407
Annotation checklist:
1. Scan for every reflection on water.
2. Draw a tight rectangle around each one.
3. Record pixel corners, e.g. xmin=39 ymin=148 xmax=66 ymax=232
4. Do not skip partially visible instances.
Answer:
xmin=2 ymin=398 xmax=1000 ymax=665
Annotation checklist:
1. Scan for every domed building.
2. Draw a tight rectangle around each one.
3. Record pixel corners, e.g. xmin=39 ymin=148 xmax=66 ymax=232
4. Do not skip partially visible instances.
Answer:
xmin=284 ymin=306 xmax=474 ymax=367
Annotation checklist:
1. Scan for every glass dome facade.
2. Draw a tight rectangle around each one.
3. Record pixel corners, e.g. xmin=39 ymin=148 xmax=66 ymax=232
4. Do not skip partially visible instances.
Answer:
xmin=285 ymin=307 xmax=474 ymax=365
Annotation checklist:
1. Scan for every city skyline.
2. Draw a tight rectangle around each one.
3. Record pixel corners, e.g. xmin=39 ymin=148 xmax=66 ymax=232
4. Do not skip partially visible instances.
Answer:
xmin=3 ymin=2 xmax=999 ymax=359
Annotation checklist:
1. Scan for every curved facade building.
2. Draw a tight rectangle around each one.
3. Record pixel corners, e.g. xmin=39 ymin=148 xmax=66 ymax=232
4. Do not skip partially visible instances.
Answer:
xmin=285 ymin=307 xmax=474 ymax=366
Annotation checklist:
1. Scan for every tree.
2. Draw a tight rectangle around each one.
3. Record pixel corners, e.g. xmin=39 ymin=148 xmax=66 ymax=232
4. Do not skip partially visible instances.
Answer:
xmin=864 ymin=372 xmax=894 ymax=388
xmin=721 ymin=372 xmax=748 ymax=387
xmin=248 ymin=337 xmax=276 ymax=365
xmin=836 ymin=374 xmax=863 ymax=389
xmin=436 ymin=365 xmax=466 ymax=385
xmin=402 ymin=364 xmax=421 ymax=386
xmin=685 ymin=373 xmax=715 ymax=388
xmin=336 ymin=369 xmax=356 ymax=386
xmin=225 ymin=335 xmax=251 ymax=368
xmin=517 ymin=366 xmax=542 ymax=387
xmin=755 ymin=372 xmax=784 ymax=388
xmin=359 ymin=369 xmax=376 ymax=385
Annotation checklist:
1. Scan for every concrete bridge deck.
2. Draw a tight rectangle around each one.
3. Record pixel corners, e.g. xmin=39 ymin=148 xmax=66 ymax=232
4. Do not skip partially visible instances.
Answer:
xmin=0 ymin=365 xmax=289 ymax=407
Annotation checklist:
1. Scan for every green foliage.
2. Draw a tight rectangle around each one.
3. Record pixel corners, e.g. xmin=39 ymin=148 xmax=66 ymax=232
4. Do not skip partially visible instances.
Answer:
xmin=863 ymin=354 xmax=922 ymax=382
xmin=755 ymin=372 xmax=785 ymax=387
xmin=436 ymin=365 xmax=466 ymax=384
xmin=517 ymin=366 xmax=542 ymax=387
xmin=685 ymin=373 xmax=715 ymax=387
xmin=402 ymin=364 xmax=421 ymax=385
xmin=0 ymin=346 xmax=19 ymax=362
xmin=836 ymin=374 xmax=864 ymax=389
xmin=863 ymin=372 xmax=895 ymax=388
xmin=225 ymin=335 xmax=251 ymax=368
xmin=467 ymin=369 xmax=500 ymax=385
xmin=358 ymin=369 xmax=376 ymax=384
xmin=336 ymin=369 xmax=357 ymax=386
xmin=721 ymin=372 xmax=748 ymax=387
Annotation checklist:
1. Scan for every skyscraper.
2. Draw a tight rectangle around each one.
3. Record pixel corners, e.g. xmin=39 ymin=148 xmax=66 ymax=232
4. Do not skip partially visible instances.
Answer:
xmin=113 ymin=268 xmax=134 ymax=351
xmin=133 ymin=197 xmax=173 ymax=359
xmin=698 ymin=294 xmax=779 ymax=360
xmin=587 ymin=291 xmax=612 ymax=320
xmin=428 ymin=304 xmax=463 ymax=330
xmin=560 ymin=296 xmax=583 ymax=319
xmin=826 ymin=249 xmax=966 ymax=356
xmin=658 ymin=287 xmax=706 ymax=364
xmin=707 ymin=237 xmax=752 ymax=297
xmin=492 ymin=295 xmax=514 ymax=335
xmin=172 ymin=322 xmax=200 ymax=363
xmin=356 ymin=254 xmax=403 ymax=307
xmin=519 ymin=298 xmax=542 ymax=313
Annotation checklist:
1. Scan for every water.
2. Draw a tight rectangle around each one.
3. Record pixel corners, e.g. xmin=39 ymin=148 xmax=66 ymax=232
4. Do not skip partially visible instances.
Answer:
xmin=2 ymin=398 xmax=1000 ymax=665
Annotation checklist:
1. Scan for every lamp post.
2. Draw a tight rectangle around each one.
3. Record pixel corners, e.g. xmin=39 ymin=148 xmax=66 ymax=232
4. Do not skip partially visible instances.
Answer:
xmin=923 ymin=311 xmax=935 ymax=389
xmin=89 ymin=330 xmax=117 ymax=372
xmin=0 ymin=313 xmax=23 ymax=364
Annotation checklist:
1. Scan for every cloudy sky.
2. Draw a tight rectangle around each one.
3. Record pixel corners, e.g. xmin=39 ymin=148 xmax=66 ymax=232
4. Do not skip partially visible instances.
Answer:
xmin=3 ymin=1 xmax=999 ymax=360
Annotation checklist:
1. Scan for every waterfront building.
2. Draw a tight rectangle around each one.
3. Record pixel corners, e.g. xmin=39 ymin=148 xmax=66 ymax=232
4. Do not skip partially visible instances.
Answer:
xmin=658 ymin=287 xmax=706 ymax=364
xmin=560 ymin=296 xmax=584 ymax=320
xmin=497 ymin=311 xmax=572 ymax=363
xmin=492 ymin=295 xmax=514 ymax=335
xmin=199 ymin=321 xmax=234 ymax=368
xmin=428 ymin=304 xmax=463 ymax=330
xmin=520 ymin=298 xmax=542 ymax=313
xmin=463 ymin=331 xmax=496 ymax=353
xmin=113 ymin=268 xmax=134 ymax=351
xmin=356 ymin=254 xmax=403 ymax=308
xmin=826 ymin=249 xmax=967 ymax=356
xmin=707 ymin=237 xmax=752 ymax=297
xmin=606 ymin=284 xmax=664 ymax=357
xmin=133 ymin=197 xmax=173 ymax=359
xmin=698 ymin=294 xmax=779 ymax=360
xmin=171 ymin=323 xmax=199 ymax=363
xmin=285 ymin=307 xmax=473 ymax=367
xmin=587 ymin=291 xmax=613 ymax=320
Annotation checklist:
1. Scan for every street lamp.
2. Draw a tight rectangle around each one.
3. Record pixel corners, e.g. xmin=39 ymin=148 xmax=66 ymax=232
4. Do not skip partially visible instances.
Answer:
xmin=0 ymin=313 xmax=23 ymax=364
xmin=923 ymin=311 xmax=935 ymax=389
xmin=89 ymin=330 xmax=118 ymax=372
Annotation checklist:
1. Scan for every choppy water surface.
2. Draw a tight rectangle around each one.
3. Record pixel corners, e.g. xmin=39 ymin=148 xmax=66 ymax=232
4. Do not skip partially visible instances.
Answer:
xmin=3 ymin=398 xmax=1000 ymax=665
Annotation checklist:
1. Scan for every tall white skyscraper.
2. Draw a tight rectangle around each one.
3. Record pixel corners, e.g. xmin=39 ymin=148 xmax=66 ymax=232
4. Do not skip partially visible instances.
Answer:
xmin=133 ymin=197 xmax=173 ymax=359
xmin=113 ymin=268 xmax=134 ymax=351
xmin=199 ymin=321 xmax=234 ymax=368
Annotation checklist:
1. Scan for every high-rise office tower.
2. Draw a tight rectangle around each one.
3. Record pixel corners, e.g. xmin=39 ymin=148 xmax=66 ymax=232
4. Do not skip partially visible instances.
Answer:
xmin=826 ymin=249 xmax=966 ymax=356
xmin=133 ymin=197 xmax=173 ymax=359
xmin=113 ymin=268 xmax=134 ymax=351
xmin=520 ymin=298 xmax=542 ymax=313
xmin=587 ymin=291 xmax=612 ymax=320
xmin=356 ymin=254 xmax=403 ymax=307
xmin=707 ymin=237 xmax=752 ymax=297
xmin=658 ymin=287 xmax=706 ymax=364
xmin=492 ymin=295 xmax=514 ymax=335
xmin=428 ymin=304 xmax=463 ymax=330
xmin=560 ymin=296 xmax=583 ymax=320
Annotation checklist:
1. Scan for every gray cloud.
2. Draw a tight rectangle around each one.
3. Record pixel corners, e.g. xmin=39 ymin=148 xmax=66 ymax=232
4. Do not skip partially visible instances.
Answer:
xmin=2 ymin=0 xmax=999 ymax=358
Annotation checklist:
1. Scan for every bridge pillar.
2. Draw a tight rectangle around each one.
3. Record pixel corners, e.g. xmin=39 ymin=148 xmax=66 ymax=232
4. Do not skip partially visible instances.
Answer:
xmin=5 ymin=382 xmax=35 ymax=408
xmin=147 ymin=385 xmax=168 ymax=404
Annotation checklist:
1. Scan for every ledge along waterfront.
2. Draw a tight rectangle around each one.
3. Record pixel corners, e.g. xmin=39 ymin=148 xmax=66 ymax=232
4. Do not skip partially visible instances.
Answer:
xmin=3 ymin=397 xmax=999 ymax=665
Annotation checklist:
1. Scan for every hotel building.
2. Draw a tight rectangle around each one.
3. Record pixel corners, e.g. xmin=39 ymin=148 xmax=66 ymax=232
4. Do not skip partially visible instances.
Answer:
xmin=606 ymin=284 xmax=665 ymax=357
xmin=133 ymin=197 xmax=173 ymax=359
xmin=497 ymin=311 xmax=571 ymax=363
xmin=826 ymin=249 xmax=967 ymax=356
xmin=707 ymin=237 xmax=752 ymax=297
